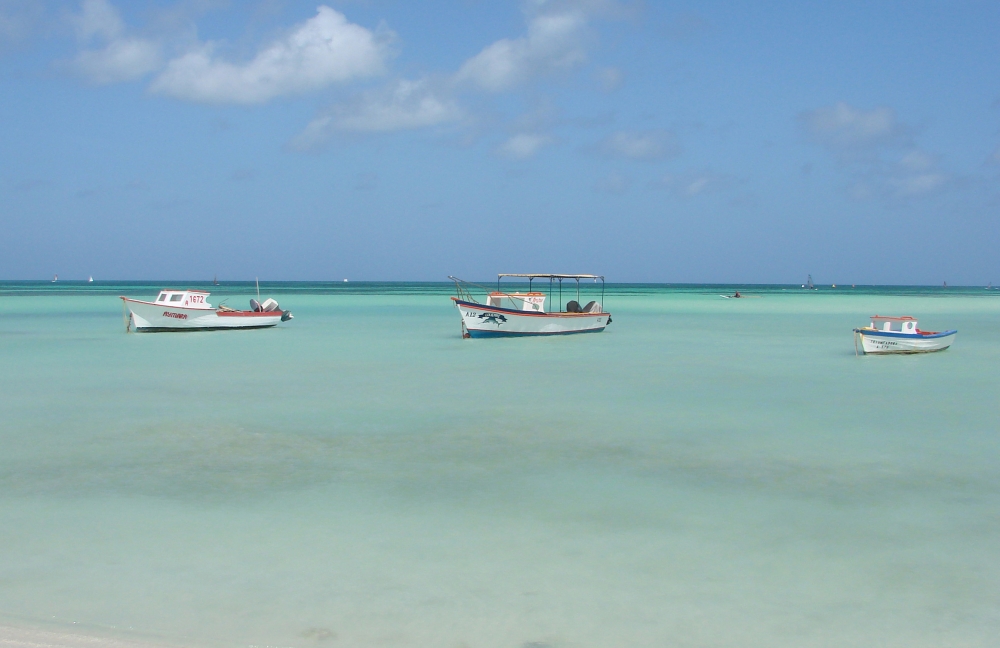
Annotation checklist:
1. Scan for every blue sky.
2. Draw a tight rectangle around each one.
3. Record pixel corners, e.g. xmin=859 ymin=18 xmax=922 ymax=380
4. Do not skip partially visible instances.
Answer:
xmin=1 ymin=0 xmax=998 ymax=283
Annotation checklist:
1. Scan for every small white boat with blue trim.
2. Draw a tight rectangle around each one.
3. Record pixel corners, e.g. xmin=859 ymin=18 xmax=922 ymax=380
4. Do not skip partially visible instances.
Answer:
xmin=853 ymin=315 xmax=956 ymax=355
xmin=449 ymin=274 xmax=611 ymax=338
xmin=120 ymin=289 xmax=292 ymax=332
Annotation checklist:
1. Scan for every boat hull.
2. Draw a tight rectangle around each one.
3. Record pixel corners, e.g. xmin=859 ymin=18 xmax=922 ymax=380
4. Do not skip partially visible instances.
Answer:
xmin=123 ymin=298 xmax=283 ymax=332
xmin=855 ymin=329 xmax=956 ymax=354
xmin=453 ymin=299 xmax=610 ymax=337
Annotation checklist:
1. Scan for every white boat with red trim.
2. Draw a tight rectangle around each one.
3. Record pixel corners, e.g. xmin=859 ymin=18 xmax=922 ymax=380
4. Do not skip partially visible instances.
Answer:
xmin=121 ymin=289 xmax=292 ymax=332
xmin=853 ymin=315 xmax=956 ymax=355
xmin=449 ymin=274 xmax=611 ymax=338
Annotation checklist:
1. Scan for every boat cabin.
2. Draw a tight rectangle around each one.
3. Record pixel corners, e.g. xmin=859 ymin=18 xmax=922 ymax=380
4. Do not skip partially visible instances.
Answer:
xmin=487 ymin=292 xmax=546 ymax=312
xmin=869 ymin=315 xmax=917 ymax=333
xmin=153 ymin=290 xmax=212 ymax=309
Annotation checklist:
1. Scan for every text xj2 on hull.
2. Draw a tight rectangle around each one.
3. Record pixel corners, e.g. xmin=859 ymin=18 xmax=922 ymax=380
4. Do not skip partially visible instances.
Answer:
xmin=449 ymin=274 xmax=611 ymax=338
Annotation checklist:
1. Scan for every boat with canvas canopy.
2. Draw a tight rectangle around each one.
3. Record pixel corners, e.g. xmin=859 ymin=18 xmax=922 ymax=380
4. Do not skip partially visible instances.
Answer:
xmin=853 ymin=315 xmax=956 ymax=355
xmin=120 ymin=288 xmax=292 ymax=332
xmin=449 ymin=274 xmax=611 ymax=338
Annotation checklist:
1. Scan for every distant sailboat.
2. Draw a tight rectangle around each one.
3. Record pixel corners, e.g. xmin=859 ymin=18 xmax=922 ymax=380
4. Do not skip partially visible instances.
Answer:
xmin=88 ymin=276 xmax=94 ymax=282
xmin=987 ymin=282 xmax=992 ymax=290
xmin=52 ymin=274 xmax=58 ymax=282
xmin=805 ymin=274 xmax=816 ymax=290
xmin=943 ymin=281 xmax=947 ymax=288
xmin=213 ymin=275 xmax=219 ymax=285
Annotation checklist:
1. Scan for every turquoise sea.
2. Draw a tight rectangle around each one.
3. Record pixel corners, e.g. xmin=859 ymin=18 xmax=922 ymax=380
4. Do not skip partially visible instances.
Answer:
xmin=1 ymin=282 xmax=999 ymax=648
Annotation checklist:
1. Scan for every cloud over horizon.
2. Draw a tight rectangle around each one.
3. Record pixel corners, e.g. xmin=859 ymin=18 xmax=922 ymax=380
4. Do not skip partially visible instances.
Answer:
xmin=799 ymin=101 xmax=908 ymax=152
xmin=291 ymin=78 xmax=462 ymax=149
xmin=802 ymin=101 xmax=953 ymax=201
xmin=598 ymin=130 xmax=679 ymax=160
xmin=497 ymin=132 xmax=553 ymax=159
xmin=149 ymin=5 xmax=390 ymax=104
xmin=67 ymin=0 xmax=161 ymax=84
xmin=455 ymin=7 xmax=589 ymax=92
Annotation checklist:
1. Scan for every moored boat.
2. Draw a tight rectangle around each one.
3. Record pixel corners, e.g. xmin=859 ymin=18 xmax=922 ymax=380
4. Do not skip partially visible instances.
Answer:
xmin=449 ymin=274 xmax=611 ymax=338
xmin=121 ymin=289 xmax=292 ymax=332
xmin=853 ymin=315 xmax=956 ymax=355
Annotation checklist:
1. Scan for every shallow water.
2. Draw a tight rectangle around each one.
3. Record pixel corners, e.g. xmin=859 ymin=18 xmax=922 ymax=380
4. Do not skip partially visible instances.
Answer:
xmin=2 ymin=283 xmax=999 ymax=647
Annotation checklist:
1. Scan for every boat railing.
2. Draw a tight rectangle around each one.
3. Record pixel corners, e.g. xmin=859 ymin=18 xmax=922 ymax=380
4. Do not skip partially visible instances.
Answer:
xmin=449 ymin=276 xmax=487 ymax=304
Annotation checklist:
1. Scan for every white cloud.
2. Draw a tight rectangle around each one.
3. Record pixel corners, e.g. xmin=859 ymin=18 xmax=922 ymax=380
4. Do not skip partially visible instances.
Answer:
xmin=596 ymin=171 xmax=630 ymax=194
xmin=497 ymin=133 xmax=552 ymax=159
xmin=594 ymin=65 xmax=623 ymax=92
xmin=801 ymin=102 xmax=955 ymax=202
xmin=72 ymin=37 xmax=162 ymax=84
xmin=799 ymin=102 xmax=905 ymax=150
xmin=899 ymin=149 xmax=934 ymax=171
xmin=456 ymin=8 xmax=588 ymax=92
xmin=599 ymin=130 xmax=678 ymax=160
xmin=888 ymin=173 xmax=949 ymax=196
xmin=653 ymin=170 xmax=733 ymax=198
xmin=150 ymin=6 xmax=389 ymax=104
xmin=74 ymin=0 xmax=123 ymax=41
xmin=67 ymin=0 xmax=161 ymax=84
xmin=1 ymin=0 xmax=42 ymax=50
xmin=291 ymin=78 xmax=462 ymax=149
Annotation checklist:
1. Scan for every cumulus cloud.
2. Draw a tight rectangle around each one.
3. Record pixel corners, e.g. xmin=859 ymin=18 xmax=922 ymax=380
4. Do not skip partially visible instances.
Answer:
xmin=594 ymin=65 xmax=623 ymax=92
xmin=497 ymin=133 xmax=552 ymax=159
xmin=73 ymin=0 xmax=122 ymax=40
xmin=0 ymin=0 xmax=43 ymax=51
xmin=291 ymin=78 xmax=462 ymax=149
xmin=67 ymin=0 xmax=161 ymax=84
xmin=596 ymin=171 xmax=630 ymax=194
xmin=456 ymin=8 xmax=588 ymax=92
xmin=799 ymin=101 xmax=907 ymax=151
xmin=653 ymin=170 xmax=733 ymax=198
xmin=886 ymin=172 xmax=949 ymax=197
xmin=598 ymin=129 xmax=679 ymax=160
xmin=802 ymin=102 xmax=954 ymax=202
xmin=841 ymin=149 xmax=954 ymax=202
xmin=150 ymin=6 xmax=389 ymax=104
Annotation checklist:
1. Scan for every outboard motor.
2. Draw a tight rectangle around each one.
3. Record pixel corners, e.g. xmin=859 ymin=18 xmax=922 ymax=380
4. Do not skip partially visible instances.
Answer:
xmin=582 ymin=301 xmax=601 ymax=313
xmin=566 ymin=300 xmax=582 ymax=313
xmin=260 ymin=298 xmax=280 ymax=312
xmin=250 ymin=298 xmax=262 ymax=312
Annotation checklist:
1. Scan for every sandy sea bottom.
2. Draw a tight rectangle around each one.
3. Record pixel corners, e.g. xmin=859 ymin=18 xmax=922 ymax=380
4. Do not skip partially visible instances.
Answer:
xmin=1 ymin=285 xmax=999 ymax=647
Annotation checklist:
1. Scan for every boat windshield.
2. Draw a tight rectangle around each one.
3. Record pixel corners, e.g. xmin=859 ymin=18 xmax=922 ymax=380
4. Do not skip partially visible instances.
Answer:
xmin=870 ymin=316 xmax=917 ymax=332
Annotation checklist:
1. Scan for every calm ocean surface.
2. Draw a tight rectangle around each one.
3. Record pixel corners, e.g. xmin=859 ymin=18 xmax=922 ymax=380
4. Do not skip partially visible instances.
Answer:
xmin=1 ymin=282 xmax=999 ymax=647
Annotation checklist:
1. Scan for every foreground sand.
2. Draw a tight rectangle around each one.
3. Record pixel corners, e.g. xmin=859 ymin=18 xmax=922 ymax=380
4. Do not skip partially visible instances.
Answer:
xmin=0 ymin=625 xmax=181 ymax=648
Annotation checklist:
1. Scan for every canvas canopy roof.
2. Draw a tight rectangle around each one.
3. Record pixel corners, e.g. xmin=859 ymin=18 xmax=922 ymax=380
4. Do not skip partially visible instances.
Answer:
xmin=498 ymin=274 xmax=603 ymax=280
